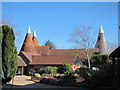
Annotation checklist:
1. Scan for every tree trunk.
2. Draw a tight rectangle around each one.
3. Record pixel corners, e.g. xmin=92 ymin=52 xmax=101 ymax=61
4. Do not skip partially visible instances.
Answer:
xmin=88 ymin=57 xmax=91 ymax=69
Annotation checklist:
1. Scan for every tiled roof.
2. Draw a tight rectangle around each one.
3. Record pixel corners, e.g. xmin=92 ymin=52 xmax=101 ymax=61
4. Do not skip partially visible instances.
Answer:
xmin=20 ymin=51 xmax=33 ymax=62
xmin=30 ymin=55 xmax=77 ymax=65
xmin=35 ymin=46 xmax=50 ymax=55
xmin=20 ymin=33 xmax=37 ymax=53
xmin=32 ymin=36 xmax=39 ymax=46
xmin=17 ymin=56 xmax=27 ymax=66
xmin=19 ymin=48 xmax=99 ymax=65
xmin=109 ymin=46 xmax=120 ymax=58
xmin=48 ymin=48 xmax=99 ymax=56
xmin=20 ymin=51 xmax=40 ymax=62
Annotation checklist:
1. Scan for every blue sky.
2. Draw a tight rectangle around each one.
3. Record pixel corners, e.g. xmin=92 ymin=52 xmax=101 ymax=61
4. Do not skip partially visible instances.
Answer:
xmin=2 ymin=2 xmax=118 ymax=51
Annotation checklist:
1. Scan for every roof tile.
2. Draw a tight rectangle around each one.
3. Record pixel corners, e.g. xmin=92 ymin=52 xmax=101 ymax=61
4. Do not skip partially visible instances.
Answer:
xmin=30 ymin=55 xmax=76 ymax=65
xmin=17 ymin=56 xmax=27 ymax=66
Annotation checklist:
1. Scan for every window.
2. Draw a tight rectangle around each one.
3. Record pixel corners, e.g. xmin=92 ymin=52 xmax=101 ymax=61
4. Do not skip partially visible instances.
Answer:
xmin=98 ymin=36 xmax=100 ymax=40
xmin=98 ymin=45 xmax=100 ymax=48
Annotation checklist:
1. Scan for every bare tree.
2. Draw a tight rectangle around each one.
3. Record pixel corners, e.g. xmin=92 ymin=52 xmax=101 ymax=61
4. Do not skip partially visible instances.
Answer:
xmin=107 ymin=42 xmax=118 ymax=55
xmin=70 ymin=25 xmax=96 ymax=69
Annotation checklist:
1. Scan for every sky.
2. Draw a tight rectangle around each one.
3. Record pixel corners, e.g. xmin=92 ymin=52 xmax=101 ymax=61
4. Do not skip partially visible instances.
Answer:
xmin=118 ymin=2 xmax=120 ymax=46
xmin=2 ymin=2 xmax=118 ymax=51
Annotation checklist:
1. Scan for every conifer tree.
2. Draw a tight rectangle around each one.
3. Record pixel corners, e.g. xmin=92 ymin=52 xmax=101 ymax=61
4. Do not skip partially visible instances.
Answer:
xmin=0 ymin=26 xmax=3 ymax=84
xmin=2 ymin=25 xmax=17 ymax=83
xmin=44 ymin=40 xmax=56 ymax=49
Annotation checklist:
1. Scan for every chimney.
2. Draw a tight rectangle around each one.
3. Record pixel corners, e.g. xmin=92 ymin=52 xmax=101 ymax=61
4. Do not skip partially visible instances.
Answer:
xmin=20 ymin=26 xmax=37 ymax=53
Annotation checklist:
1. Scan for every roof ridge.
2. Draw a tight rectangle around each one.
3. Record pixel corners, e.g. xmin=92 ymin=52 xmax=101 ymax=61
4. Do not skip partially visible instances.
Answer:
xmin=51 ymin=48 xmax=99 ymax=50
xmin=33 ymin=54 xmax=77 ymax=56
xmin=35 ymin=46 xmax=50 ymax=47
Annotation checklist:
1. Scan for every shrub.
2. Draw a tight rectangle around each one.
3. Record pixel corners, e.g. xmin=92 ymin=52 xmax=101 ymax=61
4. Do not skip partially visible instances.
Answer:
xmin=43 ymin=66 xmax=51 ymax=74
xmin=65 ymin=70 xmax=74 ymax=75
xmin=34 ymin=73 xmax=41 ymax=77
xmin=90 ymin=54 xmax=108 ymax=65
xmin=50 ymin=67 xmax=58 ymax=74
xmin=62 ymin=73 xmax=76 ymax=81
xmin=55 ymin=73 xmax=60 ymax=77
xmin=39 ymin=66 xmax=58 ymax=74
xmin=61 ymin=64 xmax=73 ymax=74
xmin=75 ymin=68 xmax=88 ymax=77
xmin=39 ymin=68 xmax=46 ymax=74
xmin=89 ymin=70 xmax=112 ymax=87
xmin=41 ymin=73 xmax=52 ymax=77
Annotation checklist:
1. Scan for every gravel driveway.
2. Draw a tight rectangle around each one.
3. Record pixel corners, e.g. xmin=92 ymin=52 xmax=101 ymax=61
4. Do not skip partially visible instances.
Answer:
xmin=2 ymin=75 xmax=89 ymax=90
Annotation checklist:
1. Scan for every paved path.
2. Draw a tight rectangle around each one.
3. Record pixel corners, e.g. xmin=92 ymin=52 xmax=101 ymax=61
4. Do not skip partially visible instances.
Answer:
xmin=2 ymin=75 xmax=89 ymax=90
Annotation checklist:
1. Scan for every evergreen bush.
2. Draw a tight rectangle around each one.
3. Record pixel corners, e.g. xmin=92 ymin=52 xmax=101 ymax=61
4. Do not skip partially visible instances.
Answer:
xmin=0 ymin=26 xmax=3 ymax=82
xmin=34 ymin=73 xmax=41 ymax=77
xmin=75 ymin=68 xmax=88 ymax=77
xmin=2 ymin=25 xmax=17 ymax=83
xmin=50 ymin=67 xmax=58 ymax=74
xmin=61 ymin=64 xmax=73 ymax=74
xmin=90 ymin=70 xmax=105 ymax=87
xmin=90 ymin=54 xmax=108 ymax=65
xmin=89 ymin=69 xmax=112 ymax=87
xmin=39 ymin=66 xmax=58 ymax=74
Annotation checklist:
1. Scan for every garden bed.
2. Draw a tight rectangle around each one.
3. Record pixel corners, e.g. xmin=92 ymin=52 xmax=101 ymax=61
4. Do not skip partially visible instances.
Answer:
xmin=31 ymin=76 xmax=42 ymax=82
xmin=31 ymin=75 xmax=88 ymax=87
